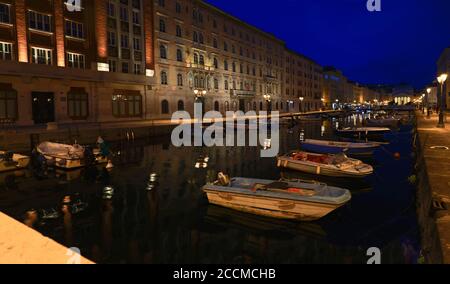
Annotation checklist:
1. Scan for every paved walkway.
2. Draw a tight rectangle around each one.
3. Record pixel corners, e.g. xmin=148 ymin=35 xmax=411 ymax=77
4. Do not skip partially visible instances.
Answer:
xmin=0 ymin=212 xmax=93 ymax=264
xmin=416 ymin=112 xmax=450 ymax=263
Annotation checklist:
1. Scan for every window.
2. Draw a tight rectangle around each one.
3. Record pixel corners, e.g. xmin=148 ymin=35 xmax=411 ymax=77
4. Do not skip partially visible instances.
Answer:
xmin=132 ymin=11 xmax=140 ymax=25
xmin=161 ymin=71 xmax=168 ymax=85
xmin=214 ymin=101 xmax=219 ymax=111
xmin=67 ymin=90 xmax=88 ymax=119
xmin=213 ymin=58 xmax=218 ymax=69
xmin=198 ymin=33 xmax=204 ymax=44
xmin=31 ymin=47 xmax=52 ymax=65
xmin=213 ymin=38 xmax=218 ymax=48
xmin=177 ymin=74 xmax=183 ymax=86
xmin=175 ymin=2 xmax=181 ymax=13
xmin=112 ymin=93 xmax=142 ymax=117
xmin=224 ymin=80 xmax=228 ymax=90
xmin=67 ymin=52 xmax=85 ymax=69
xmin=65 ymin=20 xmax=84 ymax=39
xmin=193 ymin=31 xmax=198 ymax=42
xmin=214 ymin=79 xmax=219 ymax=90
xmin=120 ymin=6 xmax=128 ymax=22
xmin=108 ymin=59 xmax=117 ymax=72
xmin=121 ymin=34 xmax=129 ymax=48
xmin=160 ymin=44 xmax=167 ymax=59
xmin=213 ymin=19 xmax=217 ymax=29
xmin=199 ymin=55 xmax=204 ymax=65
xmin=107 ymin=2 xmax=115 ymax=17
xmin=158 ymin=0 xmax=165 ymax=7
xmin=133 ymin=38 xmax=141 ymax=50
xmin=176 ymin=25 xmax=182 ymax=37
xmin=176 ymin=48 xmax=183 ymax=62
xmin=0 ymin=3 xmax=10 ymax=24
xmin=159 ymin=19 xmax=166 ymax=32
xmin=134 ymin=63 xmax=141 ymax=74
xmin=193 ymin=53 xmax=198 ymax=64
xmin=224 ymin=60 xmax=228 ymax=71
xmin=161 ymin=100 xmax=169 ymax=114
xmin=177 ymin=100 xmax=184 ymax=111
xmin=0 ymin=89 xmax=17 ymax=120
xmin=122 ymin=62 xmax=129 ymax=73
xmin=0 ymin=42 xmax=12 ymax=60
xmin=232 ymin=62 xmax=236 ymax=72
xmin=108 ymin=31 xmax=116 ymax=46
xmin=223 ymin=41 xmax=228 ymax=51
xmin=29 ymin=11 xmax=52 ymax=32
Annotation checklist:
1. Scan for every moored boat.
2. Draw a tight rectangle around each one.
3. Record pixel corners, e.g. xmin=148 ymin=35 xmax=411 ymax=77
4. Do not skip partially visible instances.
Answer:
xmin=364 ymin=117 xmax=401 ymax=128
xmin=277 ymin=151 xmax=373 ymax=178
xmin=335 ymin=127 xmax=391 ymax=137
xmin=36 ymin=142 xmax=108 ymax=170
xmin=0 ymin=151 xmax=30 ymax=172
xmin=300 ymin=139 xmax=381 ymax=156
xmin=203 ymin=175 xmax=351 ymax=221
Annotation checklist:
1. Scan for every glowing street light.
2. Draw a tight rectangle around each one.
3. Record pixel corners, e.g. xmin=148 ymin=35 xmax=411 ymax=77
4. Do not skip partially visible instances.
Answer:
xmin=437 ymin=73 xmax=448 ymax=128
xmin=299 ymin=97 xmax=304 ymax=112
xmin=426 ymin=87 xmax=432 ymax=118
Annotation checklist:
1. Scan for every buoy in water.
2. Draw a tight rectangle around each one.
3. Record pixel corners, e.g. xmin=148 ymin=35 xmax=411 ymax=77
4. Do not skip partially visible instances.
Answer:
xmin=394 ymin=152 xmax=401 ymax=160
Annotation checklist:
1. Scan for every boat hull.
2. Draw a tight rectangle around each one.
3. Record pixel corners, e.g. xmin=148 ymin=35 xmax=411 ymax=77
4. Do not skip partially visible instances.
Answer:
xmin=300 ymin=142 xmax=378 ymax=156
xmin=204 ymin=189 xmax=344 ymax=221
xmin=277 ymin=157 xmax=372 ymax=178
xmin=0 ymin=152 xmax=30 ymax=173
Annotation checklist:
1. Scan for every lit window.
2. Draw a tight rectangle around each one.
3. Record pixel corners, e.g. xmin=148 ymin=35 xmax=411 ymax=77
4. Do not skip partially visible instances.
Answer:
xmin=67 ymin=52 xmax=85 ymax=69
xmin=31 ymin=47 xmax=52 ymax=65
xmin=0 ymin=42 xmax=12 ymax=61
xmin=112 ymin=93 xmax=142 ymax=117
xmin=161 ymin=71 xmax=168 ymax=85
xmin=65 ymin=20 xmax=84 ymax=39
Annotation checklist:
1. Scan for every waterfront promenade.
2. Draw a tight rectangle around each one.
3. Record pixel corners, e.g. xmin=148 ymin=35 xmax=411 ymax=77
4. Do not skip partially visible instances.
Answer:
xmin=416 ymin=112 xmax=450 ymax=263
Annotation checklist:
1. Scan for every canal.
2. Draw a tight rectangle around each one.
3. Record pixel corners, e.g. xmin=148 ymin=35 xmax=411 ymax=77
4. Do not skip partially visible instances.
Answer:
xmin=0 ymin=113 xmax=421 ymax=264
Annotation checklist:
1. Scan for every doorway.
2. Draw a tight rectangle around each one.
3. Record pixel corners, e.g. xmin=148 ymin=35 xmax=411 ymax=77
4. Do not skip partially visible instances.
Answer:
xmin=32 ymin=92 xmax=55 ymax=124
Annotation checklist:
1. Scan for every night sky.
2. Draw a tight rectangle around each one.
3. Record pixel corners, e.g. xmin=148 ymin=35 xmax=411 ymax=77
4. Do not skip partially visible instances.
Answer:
xmin=204 ymin=0 xmax=450 ymax=89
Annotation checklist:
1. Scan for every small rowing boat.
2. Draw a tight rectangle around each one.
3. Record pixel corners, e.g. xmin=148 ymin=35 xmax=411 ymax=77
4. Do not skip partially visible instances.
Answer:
xmin=0 ymin=151 xmax=30 ymax=172
xmin=277 ymin=151 xmax=373 ymax=178
xmin=300 ymin=139 xmax=381 ymax=156
xmin=36 ymin=142 xmax=108 ymax=170
xmin=203 ymin=174 xmax=351 ymax=221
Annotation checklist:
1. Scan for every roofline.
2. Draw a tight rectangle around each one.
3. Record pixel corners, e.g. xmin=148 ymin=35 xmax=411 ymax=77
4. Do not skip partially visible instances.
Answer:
xmin=197 ymin=0 xmax=285 ymax=45
xmin=285 ymin=48 xmax=321 ymax=66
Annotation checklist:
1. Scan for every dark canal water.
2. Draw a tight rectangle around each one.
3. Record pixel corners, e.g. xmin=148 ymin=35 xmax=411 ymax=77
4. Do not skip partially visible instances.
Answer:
xmin=0 ymin=113 xmax=421 ymax=264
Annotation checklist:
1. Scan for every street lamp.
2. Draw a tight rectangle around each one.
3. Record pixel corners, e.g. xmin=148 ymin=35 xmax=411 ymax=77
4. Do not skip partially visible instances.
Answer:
xmin=421 ymin=94 xmax=426 ymax=114
xmin=426 ymin=87 xmax=431 ymax=118
xmin=299 ymin=97 xmax=304 ymax=112
xmin=437 ymin=73 xmax=448 ymax=128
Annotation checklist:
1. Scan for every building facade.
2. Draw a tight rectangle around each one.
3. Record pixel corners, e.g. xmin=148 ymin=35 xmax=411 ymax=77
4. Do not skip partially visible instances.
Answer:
xmin=0 ymin=0 xmax=156 ymax=127
xmin=284 ymin=49 xmax=323 ymax=112
xmin=152 ymin=0 xmax=288 ymax=119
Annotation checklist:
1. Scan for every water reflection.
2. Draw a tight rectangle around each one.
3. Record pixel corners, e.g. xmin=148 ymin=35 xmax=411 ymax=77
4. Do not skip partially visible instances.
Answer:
xmin=0 ymin=113 xmax=420 ymax=264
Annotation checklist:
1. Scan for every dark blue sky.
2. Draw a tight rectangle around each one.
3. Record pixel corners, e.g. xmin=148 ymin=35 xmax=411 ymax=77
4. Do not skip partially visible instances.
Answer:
xmin=205 ymin=0 xmax=450 ymax=88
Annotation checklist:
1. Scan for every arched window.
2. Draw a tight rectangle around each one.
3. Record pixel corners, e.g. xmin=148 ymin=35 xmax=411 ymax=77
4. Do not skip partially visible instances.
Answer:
xmin=176 ymin=49 xmax=183 ymax=62
xmin=161 ymin=71 xmax=168 ymax=85
xmin=199 ymin=55 xmax=204 ymax=65
xmin=224 ymin=80 xmax=229 ymax=90
xmin=225 ymin=101 xmax=230 ymax=111
xmin=161 ymin=100 xmax=169 ymax=114
xmin=214 ymin=78 xmax=219 ymax=90
xmin=232 ymin=81 xmax=236 ymax=90
xmin=160 ymin=45 xmax=167 ymax=59
xmin=213 ymin=58 xmax=218 ymax=69
xmin=224 ymin=60 xmax=228 ymax=70
xmin=194 ymin=53 xmax=199 ymax=64
xmin=177 ymin=74 xmax=183 ymax=86
xmin=232 ymin=62 xmax=236 ymax=72
xmin=159 ymin=19 xmax=166 ymax=32
xmin=176 ymin=25 xmax=182 ymax=37
xmin=178 ymin=100 xmax=184 ymax=111
xmin=199 ymin=33 xmax=204 ymax=44
xmin=214 ymin=101 xmax=220 ymax=112
xmin=194 ymin=76 xmax=199 ymax=88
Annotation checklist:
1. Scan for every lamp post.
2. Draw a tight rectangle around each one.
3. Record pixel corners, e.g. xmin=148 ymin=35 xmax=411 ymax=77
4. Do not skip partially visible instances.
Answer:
xmin=426 ymin=88 xmax=431 ymax=119
xmin=437 ymin=73 xmax=448 ymax=128
xmin=421 ymin=94 xmax=426 ymax=114
xmin=299 ymin=97 xmax=304 ymax=113
xmin=321 ymin=98 xmax=325 ymax=110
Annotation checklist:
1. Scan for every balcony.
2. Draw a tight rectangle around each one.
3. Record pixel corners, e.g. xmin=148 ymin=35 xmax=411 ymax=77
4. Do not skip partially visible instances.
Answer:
xmin=187 ymin=63 xmax=214 ymax=72
xmin=231 ymin=89 xmax=256 ymax=98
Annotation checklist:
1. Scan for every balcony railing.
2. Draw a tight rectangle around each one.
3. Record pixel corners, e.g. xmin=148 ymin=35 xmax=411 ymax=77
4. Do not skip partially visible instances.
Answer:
xmin=231 ymin=89 xmax=256 ymax=98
